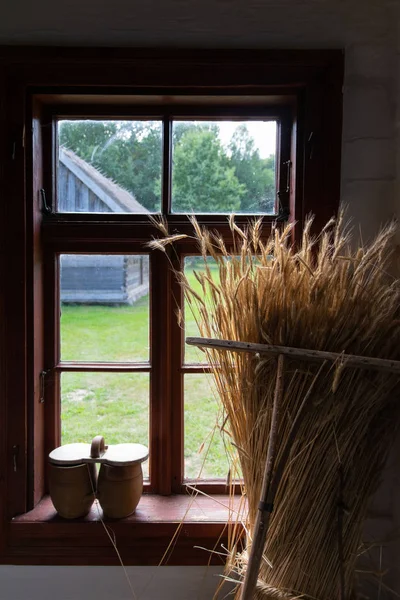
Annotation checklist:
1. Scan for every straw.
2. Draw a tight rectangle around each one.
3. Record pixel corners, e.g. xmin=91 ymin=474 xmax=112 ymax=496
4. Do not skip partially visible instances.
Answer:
xmin=150 ymin=214 xmax=400 ymax=599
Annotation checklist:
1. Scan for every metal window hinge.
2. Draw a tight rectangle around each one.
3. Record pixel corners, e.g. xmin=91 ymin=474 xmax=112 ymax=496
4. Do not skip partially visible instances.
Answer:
xmin=276 ymin=160 xmax=292 ymax=222
xmin=12 ymin=445 xmax=19 ymax=473
xmin=40 ymin=189 xmax=52 ymax=215
xmin=40 ymin=369 xmax=49 ymax=403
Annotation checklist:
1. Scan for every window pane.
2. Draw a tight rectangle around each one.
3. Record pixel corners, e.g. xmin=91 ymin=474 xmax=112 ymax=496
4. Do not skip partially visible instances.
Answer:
xmin=60 ymin=254 xmax=149 ymax=362
xmin=172 ymin=120 xmax=277 ymax=214
xmin=57 ymin=120 xmax=162 ymax=213
xmin=184 ymin=256 xmax=217 ymax=364
xmin=184 ymin=374 xmax=230 ymax=480
xmin=61 ymin=372 xmax=149 ymax=478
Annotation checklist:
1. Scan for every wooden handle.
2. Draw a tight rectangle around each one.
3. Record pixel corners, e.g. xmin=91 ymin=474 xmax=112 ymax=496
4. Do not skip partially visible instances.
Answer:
xmin=240 ymin=355 xmax=285 ymax=600
xmin=186 ymin=337 xmax=400 ymax=375
xmin=90 ymin=436 xmax=105 ymax=459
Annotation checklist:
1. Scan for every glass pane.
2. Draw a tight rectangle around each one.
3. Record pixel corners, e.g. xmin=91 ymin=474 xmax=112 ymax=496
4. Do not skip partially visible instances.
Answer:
xmin=184 ymin=256 xmax=217 ymax=364
xmin=60 ymin=254 xmax=149 ymax=362
xmin=61 ymin=372 xmax=149 ymax=478
xmin=172 ymin=120 xmax=277 ymax=214
xmin=184 ymin=374 xmax=230 ymax=480
xmin=57 ymin=120 xmax=162 ymax=213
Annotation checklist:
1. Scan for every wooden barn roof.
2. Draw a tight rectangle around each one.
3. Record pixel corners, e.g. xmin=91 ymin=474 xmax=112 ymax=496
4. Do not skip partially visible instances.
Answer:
xmin=59 ymin=147 xmax=148 ymax=213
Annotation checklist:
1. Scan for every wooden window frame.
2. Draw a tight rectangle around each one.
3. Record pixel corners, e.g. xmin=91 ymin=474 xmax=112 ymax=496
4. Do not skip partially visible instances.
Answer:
xmin=43 ymin=104 xmax=291 ymax=499
xmin=0 ymin=47 xmax=343 ymax=565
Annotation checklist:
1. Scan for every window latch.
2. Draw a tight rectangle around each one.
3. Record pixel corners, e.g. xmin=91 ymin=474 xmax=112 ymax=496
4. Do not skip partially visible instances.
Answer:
xmin=40 ymin=189 xmax=52 ymax=215
xmin=40 ymin=369 xmax=49 ymax=403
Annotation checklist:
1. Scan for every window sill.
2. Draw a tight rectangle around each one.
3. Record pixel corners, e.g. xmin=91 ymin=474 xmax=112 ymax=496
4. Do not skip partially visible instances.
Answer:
xmin=5 ymin=494 xmax=244 ymax=566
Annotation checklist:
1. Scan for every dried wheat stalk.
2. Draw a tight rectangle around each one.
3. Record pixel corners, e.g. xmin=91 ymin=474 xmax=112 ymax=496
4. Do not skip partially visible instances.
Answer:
xmin=150 ymin=214 xmax=400 ymax=599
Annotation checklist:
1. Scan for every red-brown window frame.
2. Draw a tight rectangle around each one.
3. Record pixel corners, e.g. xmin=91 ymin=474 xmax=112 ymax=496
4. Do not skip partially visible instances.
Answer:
xmin=0 ymin=48 xmax=343 ymax=565
xmin=43 ymin=104 xmax=291 ymax=498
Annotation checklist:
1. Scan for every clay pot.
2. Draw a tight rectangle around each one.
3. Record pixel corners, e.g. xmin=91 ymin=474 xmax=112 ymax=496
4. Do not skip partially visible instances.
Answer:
xmin=97 ymin=462 xmax=143 ymax=519
xmin=48 ymin=437 xmax=148 ymax=520
xmin=48 ymin=462 xmax=96 ymax=519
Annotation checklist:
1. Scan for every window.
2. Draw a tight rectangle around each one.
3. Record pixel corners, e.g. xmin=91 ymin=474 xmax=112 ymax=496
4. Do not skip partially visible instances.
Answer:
xmin=0 ymin=48 xmax=343 ymax=565
xmin=44 ymin=110 xmax=289 ymax=496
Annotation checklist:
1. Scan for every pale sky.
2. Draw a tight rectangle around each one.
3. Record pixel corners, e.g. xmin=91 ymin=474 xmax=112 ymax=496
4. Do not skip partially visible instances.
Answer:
xmin=217 ymin=120 xmax=277 ymax=159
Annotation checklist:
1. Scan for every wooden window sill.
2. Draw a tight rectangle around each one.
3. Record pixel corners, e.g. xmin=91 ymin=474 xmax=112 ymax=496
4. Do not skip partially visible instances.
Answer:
xmin=5 ymin=495 xmax=244 ymax=566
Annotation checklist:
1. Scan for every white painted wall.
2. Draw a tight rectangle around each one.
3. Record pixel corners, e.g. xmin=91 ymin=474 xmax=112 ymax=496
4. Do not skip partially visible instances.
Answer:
xmin=342 ymin=42 xmax=397 ymax=242
xmin=0 ymin=0 xmax=400 ymax=598
xmin=0 ymin=565 xmax=230 ymax=600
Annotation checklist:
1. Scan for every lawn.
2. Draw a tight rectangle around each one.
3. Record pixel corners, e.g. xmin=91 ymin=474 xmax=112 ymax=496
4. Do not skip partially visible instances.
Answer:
xmin=60 ymin=264 xmax=231 ymax=480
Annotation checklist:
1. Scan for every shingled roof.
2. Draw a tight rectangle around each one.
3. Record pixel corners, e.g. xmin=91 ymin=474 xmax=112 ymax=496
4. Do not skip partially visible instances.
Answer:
xmin=59 ymin=147 xmax=148 ymax=213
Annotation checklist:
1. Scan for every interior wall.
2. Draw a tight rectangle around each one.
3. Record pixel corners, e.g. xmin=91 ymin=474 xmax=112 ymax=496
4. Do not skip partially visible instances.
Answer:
xmin=342 ymin=42 xmax=397 ymax=242
xmin=0 ymin=565 xmax=229 ymax=600
xmin=0 ymin=0 xmax=399 ymax=598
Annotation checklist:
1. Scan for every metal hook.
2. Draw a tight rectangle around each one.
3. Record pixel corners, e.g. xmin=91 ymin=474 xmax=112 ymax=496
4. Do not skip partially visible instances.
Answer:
xmin=284 ymin=160 xmax=292 ymax=193
xmin=40 ymin=189 xmax=52 ymax=215
xmin=276 ymin=160 xmax=292 ymax=222
xmin=40 ymin=370 xmax=48 ymax=403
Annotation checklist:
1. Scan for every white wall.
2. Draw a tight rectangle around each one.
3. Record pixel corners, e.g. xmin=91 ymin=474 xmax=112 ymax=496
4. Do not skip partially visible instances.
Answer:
xmin=342 ymin=42 xmax=397 ymax=242
xmin=0 ymin=566 xmax=230 ymax=600
xmin=0 ymin=0 xmax=399 ymax=598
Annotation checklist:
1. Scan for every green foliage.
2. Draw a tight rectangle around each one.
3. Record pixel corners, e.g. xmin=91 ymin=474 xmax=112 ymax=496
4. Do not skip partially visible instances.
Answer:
xmin=59 ymin=119 xmax=276 ymax=214
xmin=59 ymin=120 xmax=119 ymax=162
xmin=172 ymin=124 xmax=244 ymax=212
xmin=59 ymin=120 xmax=162 ymax=211
xmin=229 ymin=123 xmax=276 ymax=213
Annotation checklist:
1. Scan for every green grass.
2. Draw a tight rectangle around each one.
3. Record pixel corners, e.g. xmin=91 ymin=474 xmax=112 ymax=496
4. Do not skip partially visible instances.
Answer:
xmin=61 ymin=265 xmax=230 ymax=480
xmin=184 ymin=374 xmax=230 ymax=479
xmin=61 ymin=297 xmax=150 ymax=362
xmin=184 ymin=260 xmax=219 ymax=364
xmin=61 ymin=371 xmax=150 ymax=477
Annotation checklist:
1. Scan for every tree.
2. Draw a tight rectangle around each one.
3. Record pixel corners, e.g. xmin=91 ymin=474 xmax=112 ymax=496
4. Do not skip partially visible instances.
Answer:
xmin=172 ymin=124 xmax=245 ymax=213
xmin=58 ymin=120 xmax=275 ymax=215
xmin=59 ymin=120 xmax=163 ymax=212
xmin=228 ymin=124 xmax=276 ymax=213
xmin=59 ymin=120 xmax=120 ymax=163
xmin=97 ymin=123 xmax=162 ymax=212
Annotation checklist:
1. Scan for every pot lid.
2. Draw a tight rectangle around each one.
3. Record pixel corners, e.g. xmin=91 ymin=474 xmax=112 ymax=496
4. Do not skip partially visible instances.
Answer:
xmin=49 ymin=443 xmax=91 ymax=466
xmin=101 ymin=443 xmax=148 ymax=466
xmin=49 ymin=439 xmax=149 ymax=466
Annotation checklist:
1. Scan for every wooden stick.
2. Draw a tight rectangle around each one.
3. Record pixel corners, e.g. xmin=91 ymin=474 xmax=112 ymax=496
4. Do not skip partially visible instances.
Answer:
xmin=337 ymin=466 xmax=346 ymax=600
xmin=240 ymin=354 xmax=285 ymax=600
xmin=186 ymin=337 xmax=400 ymax=375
